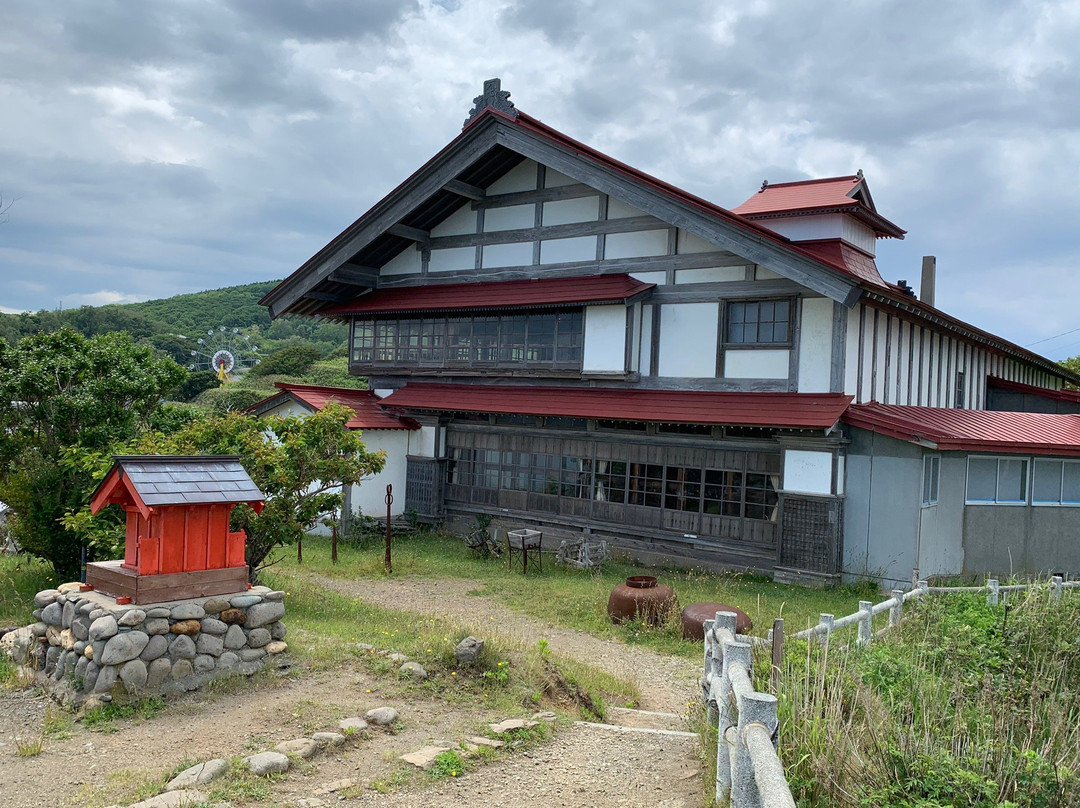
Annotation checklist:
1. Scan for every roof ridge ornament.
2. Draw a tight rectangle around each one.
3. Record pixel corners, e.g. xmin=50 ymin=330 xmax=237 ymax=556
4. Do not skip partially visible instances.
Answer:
xmin=759 ymin=179 xmax=769 ymax=193
xmin=464 ymin=78 xmax=518 ymax=128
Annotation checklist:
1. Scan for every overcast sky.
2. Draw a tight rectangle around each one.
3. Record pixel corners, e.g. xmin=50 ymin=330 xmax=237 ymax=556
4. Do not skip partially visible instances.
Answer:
xmin=2 ymin=0 xmax=1079 ymax=359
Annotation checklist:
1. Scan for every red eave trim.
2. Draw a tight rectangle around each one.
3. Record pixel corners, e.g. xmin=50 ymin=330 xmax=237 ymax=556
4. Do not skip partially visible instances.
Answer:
xmin=89 ymin=466 xmax=153 ymax=519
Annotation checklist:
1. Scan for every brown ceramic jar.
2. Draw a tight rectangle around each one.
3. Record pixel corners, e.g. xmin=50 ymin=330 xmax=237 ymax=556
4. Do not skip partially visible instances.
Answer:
xmin=607 ymin=576 xmax=678 ymax=625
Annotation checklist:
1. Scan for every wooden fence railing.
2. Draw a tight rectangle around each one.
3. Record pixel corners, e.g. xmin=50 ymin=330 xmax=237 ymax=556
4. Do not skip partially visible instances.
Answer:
xmin=701 ymin=576 xmax=1079 ymax=807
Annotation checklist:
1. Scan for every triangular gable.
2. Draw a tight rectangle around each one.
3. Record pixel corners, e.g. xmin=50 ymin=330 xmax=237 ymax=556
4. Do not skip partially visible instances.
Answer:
xmin=261 ymin=97 xmax=868 ymax=319
xmin=90 ymin=466 xmax=153 ymax=519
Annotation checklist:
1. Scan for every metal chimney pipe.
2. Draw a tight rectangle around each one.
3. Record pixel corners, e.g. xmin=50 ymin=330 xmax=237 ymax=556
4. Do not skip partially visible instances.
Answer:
xmin=920 ymin=256 xmax=936 ymax=307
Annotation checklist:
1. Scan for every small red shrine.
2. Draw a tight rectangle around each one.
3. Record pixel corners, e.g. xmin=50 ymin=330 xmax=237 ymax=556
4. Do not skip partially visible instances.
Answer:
xmin=86 ymin=455 xmax=265 ymax=603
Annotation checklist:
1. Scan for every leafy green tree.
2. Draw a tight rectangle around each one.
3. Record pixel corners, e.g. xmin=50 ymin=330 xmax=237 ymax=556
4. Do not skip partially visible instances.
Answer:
xmin=0 ymin=329 xmax=186 ymax=579
xmin=1061 ymin=355 xmax=1080 ymax=386
xmin=175 ymin=369 xmax=220 ymax=401
xmin=135 ymin=405 xmax=385 ymax=580
xmin=249 ymin=345 xmax=322 ymax=378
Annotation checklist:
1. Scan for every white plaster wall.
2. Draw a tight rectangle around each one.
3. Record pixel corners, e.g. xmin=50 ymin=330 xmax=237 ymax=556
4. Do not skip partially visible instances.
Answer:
xmin=349 ymin=429 xmax=411 ymax=517
xmin=261 ymin=400 xmax=313 ymax=419
xmin=797 ymin=297 xmax=834 ymax=393
xmin=640 ymin=304 xmax=653 ymax=375
xmin=630 ymin=302 xmax=641 ymax=373
xmin=544 ymin=168 xmax=577 ymax=188
xmin=675 ymin=266 xmax=745 ymax=284
xmin=604 ymin=229 xmax=669 ymax=260
xmin=630 ymin=270 xmax=667 ymax=286
xmin=844 ymin=305 xmax=860 ymax=396
xmin=542 ymin=196 xmax=599 ymax=226
xmin=381 ymin=246 xmax=422 ymax=277
xmin=758 ymin=214 xmax=842 ymax=243
xmin=658 ymin=303 xmax=718 ymax=377
xmin=723 ymin=349 xmax=789 ymax=379
xmin=488 ymin=160 xmax=537 ymax=194
xmin=676 ymin=229 xmax=716 ymax=254
xmin=409 ymin=426 xmax=437 ymax=458
xmin=755 ymin=266 xmax=783 ymax=280
xmin=482 ymin=242 xmax=533 ymax=268
xmin=606 ymin=197 xmax=647 ymax=219
xmin=432 ymin=203 xmax=478 ymax=237
xmin=841 ymin=217 xmax=877 ymax=255
xmin=583 ymin=305 xmax=626 ymax=373
xmin=783 ymin=450 xmax=833 ymax=495
xmin=429 ymin=246 xmax=475 ymax=272
xmin=540 ymin=236 xmax=596 ymax=264
xmin=484 ymin=204 xmax=534 ymax=231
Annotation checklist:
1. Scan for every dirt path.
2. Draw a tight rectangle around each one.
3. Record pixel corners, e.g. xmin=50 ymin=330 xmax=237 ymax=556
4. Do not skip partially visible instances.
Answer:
xmin=0 ymin=576 xmax=704 ymax=808
xmin=307 ymin=573 xmax=699 ymax=716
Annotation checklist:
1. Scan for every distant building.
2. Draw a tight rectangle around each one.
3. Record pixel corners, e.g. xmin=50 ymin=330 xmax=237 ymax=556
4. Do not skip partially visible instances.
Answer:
xmin=259 ymin=80 xmax=1080 ymax=587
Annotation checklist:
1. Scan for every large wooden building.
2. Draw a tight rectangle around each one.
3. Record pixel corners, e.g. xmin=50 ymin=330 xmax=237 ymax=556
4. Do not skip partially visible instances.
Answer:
xmin=261 ymin=80 xmax=1080 ymax=586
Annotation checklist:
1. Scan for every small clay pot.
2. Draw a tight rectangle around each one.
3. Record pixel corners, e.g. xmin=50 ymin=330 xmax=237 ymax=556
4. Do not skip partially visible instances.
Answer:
xmin=680 ymin=602 xmax=754 ymax=641
xmin=607 ymin=576 xmax=678 ymax=625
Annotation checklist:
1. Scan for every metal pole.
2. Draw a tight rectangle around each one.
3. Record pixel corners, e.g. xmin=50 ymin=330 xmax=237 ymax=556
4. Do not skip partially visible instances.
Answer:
xmin=384 ymin=484 xmax=393 ymax=573
xmin=331 ymin=521 xmax=338 ymax=564
xmin=297 ymin=535 xmax=302 ymax=564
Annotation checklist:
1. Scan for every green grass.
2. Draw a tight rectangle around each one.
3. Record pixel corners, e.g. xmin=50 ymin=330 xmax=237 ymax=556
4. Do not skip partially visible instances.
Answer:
xmin=0 ymin=553 xmax=56 ymax=625
xmin=273 ymin=529 xmax=876 ymax=660
xmin=81 ymin=697 xmax=166 ymax=733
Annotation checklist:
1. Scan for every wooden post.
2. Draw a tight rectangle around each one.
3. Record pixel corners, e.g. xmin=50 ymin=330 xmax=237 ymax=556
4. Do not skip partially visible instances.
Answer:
xmin=384 ymin=484 xmax=393 ymax=574
xmin=770 ymin=618 xmax=783 ymax=695
xmin=297 ymin=535 xmax=302 ymax=565
xmin=331 ymin=521 xmax=338 ymax=564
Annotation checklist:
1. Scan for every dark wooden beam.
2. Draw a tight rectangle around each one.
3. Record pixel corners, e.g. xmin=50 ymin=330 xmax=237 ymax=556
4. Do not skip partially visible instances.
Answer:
xmin=388 ymin=224 xmax=430 ymax=244
xmin=306 ymin=291 xmax=354 ymax=303
xmin=331 ymin=265 xmax=380 ymax=286
xmin=443 ymin=179 xmax=485 ymax=202
xmin=428 ymin=214 xmax=667 ymax=250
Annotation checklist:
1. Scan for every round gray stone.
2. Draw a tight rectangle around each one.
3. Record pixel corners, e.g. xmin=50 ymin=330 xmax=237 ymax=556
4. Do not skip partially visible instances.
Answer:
xmin=195 ymin=633 xmax=224 ymax=657
xmin=364 ymin=706 xmax=398 ymax=726
xmin=263 ymin=590 xmax=286 ymax=602
xmin=118 ymin=609 xmax=146 ymax=627
xmin=454 ymin=636 xmax=484 ymax=666
xmin=83 ymin=661 xmax=100 ymax=692
xmin=170 ymin=603 xmax=205 ymax=621
xmin=41 ymin=602 xmax=63 ymax=625
xmin=119 ymin=659 xmax=148 ymax=691
xmin=193 ymin=654 xmax=215 ymax=674
xmin=74 ymin=654 xmax=89 ymax=684
xmin=169 ymin=634 xmax=197 ymax=660
xmin=93 ymin=663 xmax=117 ymax=694
xmin=73 ymin=639 xmax=87 ymax=654
xmin=89 ymin=615 xmax=118 ymax=641
xmin=400 ymin=661 xmax=427 ymax=680
xmin=269 ymin=621 xmax=287 ymax=640
xmin=145 ymin=607 xmax=171 ymax=619
xmin=247 ymin=628 xmax=271 ymax=648
xmin=243 ymin=751 xmax=290 ymax=776
xmin=339 ymin=717 xmax=369 ymax=733
xmin=223 ymin=624 xmax=246 ymax=649
xmin=229 ymin=594 xmax=262 ymax=609
xmin=239 ymin=648 xmax=266 ymax=662
xmin=71 ymin=615 xmax=90 ymax=642
xmin=202 ymin=598 xmax=230 ymax=615
xmin=62 ymin=600 xmax=76 ymax=629
xmin=144 ymin=618 xmax=170 ymax=635
xmin=244 ymin=601 xmax=285 ymax=628
xmin=199 ymin=617 xmax=227 ymax=635
xmin=100 ymin=631 xmax=150 ymax=665
xmin=147 ymin=657 xmax=172 ymax=689
xmin=217 ymin=651 xmax=239 ymax=669
xmin=312 ymin=731 xmax=346 ymax=748
xmin=140 ymin=634 xmax=169 ymax=662
xmin=171 ymin=658 xmax=194 ymax=680
xmin=34 ymin=589 xmax=61 ymax=608
xmin=78 ymin=602 xmax=96 ymax=615
xmin=274 ymin=738 xmax=317 ymax=759
xmin=165 ymin=759 xmax=228 ymax=791
xmin=88 ymin=608 xmax=105 ymax=622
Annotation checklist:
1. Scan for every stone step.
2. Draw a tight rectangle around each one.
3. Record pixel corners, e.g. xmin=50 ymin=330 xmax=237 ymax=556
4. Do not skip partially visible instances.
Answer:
xmin=603 ymin=706 xmax=688 ymax=732
xmin=574 ymin=720 xmax=698 ymax=739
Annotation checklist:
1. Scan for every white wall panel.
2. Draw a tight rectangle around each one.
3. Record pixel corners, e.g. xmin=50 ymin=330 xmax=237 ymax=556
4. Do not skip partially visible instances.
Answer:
xmin=381 ymin=246 xmax=421 ymax=276
xmin=604 ymin=229 xmax=669 ymax=260
xmin=540 ymin=236 xmax=596 ymax=264
xmin=630 ymin=271 xmax=667 ymax=286
xmin=607 ymin=197 xmax=647 ymax=219
xmin=484 ymin=204 xmax=534 ymax=231
xmin=544 ymin=168 xmax=577 ymax=188
xmin=798 ymin=297 xmax=833 ymax=393
xmin=755 ymin=266 xmax=783 ymax=280
xmin=675 ymin=266 xmax=745 ymax=284
xmin=658 ymin=303 xmax=718 ymax=377
xmin=429 ymin=246 xmax=475 ymax=272
xmin=676 ymin=229 xmax=717 ymax=254
xmin=583 ymin=305 xmax=627 ymax=373
xmin=845 ymin=305 xmax=860 ymax=396
xmin=543 ymin=196 xmax=599 ymax=226
xmin=487 ymin=160 xmax=537 ymax=194
xmin=349 ymin=430 xmax=411 ymax=516
xmin=482 ymin=242 xmax=533 ymax=268
xmin=431 ymin=203 xmax=477 ymax=237
xmin=783 ymin=450 xmax=833 ymax=495
xmin=724 ymin=349 xmax=789 ymax=379
xmin=640 ymin=304 xmax=654 ymax=375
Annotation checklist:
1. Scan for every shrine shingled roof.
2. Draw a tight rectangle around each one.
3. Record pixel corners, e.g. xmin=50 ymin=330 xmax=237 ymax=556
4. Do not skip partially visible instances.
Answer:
xmin=91 ymin=455 xmax=265 ymax=512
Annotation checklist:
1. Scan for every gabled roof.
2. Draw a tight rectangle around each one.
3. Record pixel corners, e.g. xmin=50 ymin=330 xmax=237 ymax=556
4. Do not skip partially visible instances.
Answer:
xmin=249 ymin=383 xmax=419 ymax=430
xmin=380 ymin=383 xmax=852 ymax=429
xmin=843 ymin=404 xmax=1080 ymax=457
xmin=319 ymin=274 xmax=654 ymax=317
xmin=796 ymin=240 xmax=886 ymax=287
xmin=733 ymin=175 xmax=906 ymax=239
xmin=90 ymin=456 xmax=264 ymax=518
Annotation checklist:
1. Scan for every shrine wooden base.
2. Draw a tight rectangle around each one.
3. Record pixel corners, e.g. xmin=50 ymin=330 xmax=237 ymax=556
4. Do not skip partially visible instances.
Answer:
xmin=86 ymin=560 xmax=250 ymax=604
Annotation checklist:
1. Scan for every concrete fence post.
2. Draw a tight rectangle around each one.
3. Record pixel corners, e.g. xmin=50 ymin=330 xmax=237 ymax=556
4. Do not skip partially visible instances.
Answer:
xmin=716 ymin=638 xmax=751 ymax=804
xmin=987 ymin=578 xmax=999 ymax=606
xmin=817 ymin=613 xmax=834 ymax=645
xmin=857 ymin=601 xmax=873 ymax=645
xmin=1051 ymin=575 xmax=1063 ymax=603
xmin=918 ymin=579 xmax=929 ymax=595
xmin=733 ymin=691 xmax=779 ymax=808
xmin=703 ymin=618 xmax=717 ymax=721
xmin=889 ymin=589 xmax=904 ymax=628
xmin=770 ymin=618 xmax=784 ymax=695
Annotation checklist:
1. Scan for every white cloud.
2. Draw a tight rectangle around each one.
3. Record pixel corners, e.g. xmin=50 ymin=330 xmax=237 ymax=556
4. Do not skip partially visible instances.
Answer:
xmin=63 ymin=290 xmax=149 ymax=307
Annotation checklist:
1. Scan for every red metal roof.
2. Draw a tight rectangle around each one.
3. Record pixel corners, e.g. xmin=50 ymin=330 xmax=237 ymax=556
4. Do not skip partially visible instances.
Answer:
xmin=380 ymin=383 xmax=852 ymax=428
xmin=795 ymin=240 xmax=886 ymax=287
xmin=732 ymin=175 xmax=905 ymax=239
xmin=319 ymin=274 xmax=654 ymax=316
xmin=250 ymin=384 xmax=419 ymax=430
xmin=843 ymin=403 xmax=1080 ymax=456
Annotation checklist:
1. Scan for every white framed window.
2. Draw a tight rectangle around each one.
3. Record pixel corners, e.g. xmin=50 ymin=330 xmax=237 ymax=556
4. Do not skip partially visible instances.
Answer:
xmin=922 ymin=454 xmax=940 ymax=506
xmin=966 ymin=456 xmax=1029 ymax=505
xmin=1032 ymin=459 xmax=1080 ymax=506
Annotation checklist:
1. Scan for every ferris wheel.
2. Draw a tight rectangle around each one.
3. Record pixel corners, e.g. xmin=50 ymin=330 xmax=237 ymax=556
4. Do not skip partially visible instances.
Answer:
xmin=188 ymin=327 xmax=261 ymax=380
